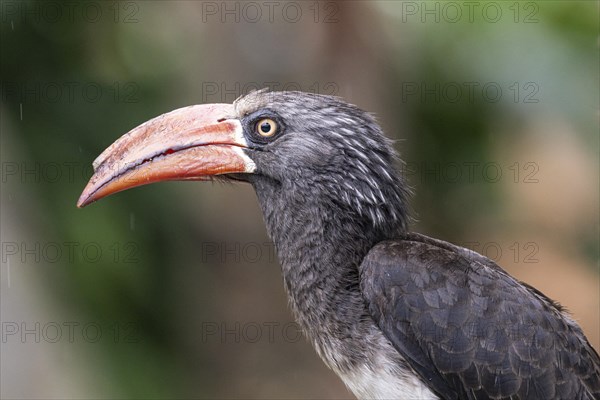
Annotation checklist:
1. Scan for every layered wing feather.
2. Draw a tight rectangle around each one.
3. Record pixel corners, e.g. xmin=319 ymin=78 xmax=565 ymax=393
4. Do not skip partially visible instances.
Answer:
xmin=360 ymin=233 xmax=600 ymax=399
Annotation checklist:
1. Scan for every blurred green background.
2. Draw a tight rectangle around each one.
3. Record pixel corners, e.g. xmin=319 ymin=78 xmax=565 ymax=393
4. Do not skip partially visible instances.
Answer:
xmin=1 ymin=1 xmax=598 ymax=398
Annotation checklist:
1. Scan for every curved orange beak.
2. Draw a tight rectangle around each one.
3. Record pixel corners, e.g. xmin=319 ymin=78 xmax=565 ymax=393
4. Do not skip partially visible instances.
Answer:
xmin=77 ymin=103 xmax=254 ymax=208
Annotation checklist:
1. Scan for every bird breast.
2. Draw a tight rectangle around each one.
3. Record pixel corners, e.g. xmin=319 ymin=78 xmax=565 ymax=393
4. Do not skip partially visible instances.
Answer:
xmin=334 ymin=338 xmax=439 ymax=400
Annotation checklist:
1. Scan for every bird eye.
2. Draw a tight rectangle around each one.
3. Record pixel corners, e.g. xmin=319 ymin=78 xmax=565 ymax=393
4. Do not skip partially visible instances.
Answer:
xmin=256 ymin=118 xmax=278 ymax=137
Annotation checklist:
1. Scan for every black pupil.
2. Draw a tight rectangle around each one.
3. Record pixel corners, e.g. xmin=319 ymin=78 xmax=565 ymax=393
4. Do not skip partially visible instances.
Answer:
xmin=260 ymin=121 xmax=272 ymax=134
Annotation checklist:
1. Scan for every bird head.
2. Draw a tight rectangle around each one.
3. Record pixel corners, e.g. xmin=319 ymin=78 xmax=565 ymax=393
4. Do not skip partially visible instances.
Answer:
xmin=78 ymin=90 xmax=410 ymax=234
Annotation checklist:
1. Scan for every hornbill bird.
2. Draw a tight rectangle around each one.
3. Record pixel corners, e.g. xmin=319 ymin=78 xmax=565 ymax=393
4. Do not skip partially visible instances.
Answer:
xmin=78 ymin=90 xmax=600 ymax=400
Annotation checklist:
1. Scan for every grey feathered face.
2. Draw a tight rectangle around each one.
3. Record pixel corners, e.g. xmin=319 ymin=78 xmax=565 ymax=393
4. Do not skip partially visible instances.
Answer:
xmin=78 ymin=90 xmax=410 ymax=233
xmin=234 ymin=90 xmax=411 ymax=232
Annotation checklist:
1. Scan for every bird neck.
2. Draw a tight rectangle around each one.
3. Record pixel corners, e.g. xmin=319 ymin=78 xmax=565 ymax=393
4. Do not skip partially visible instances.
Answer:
xmin=252 ymin=177 xmax=406 ymax=369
